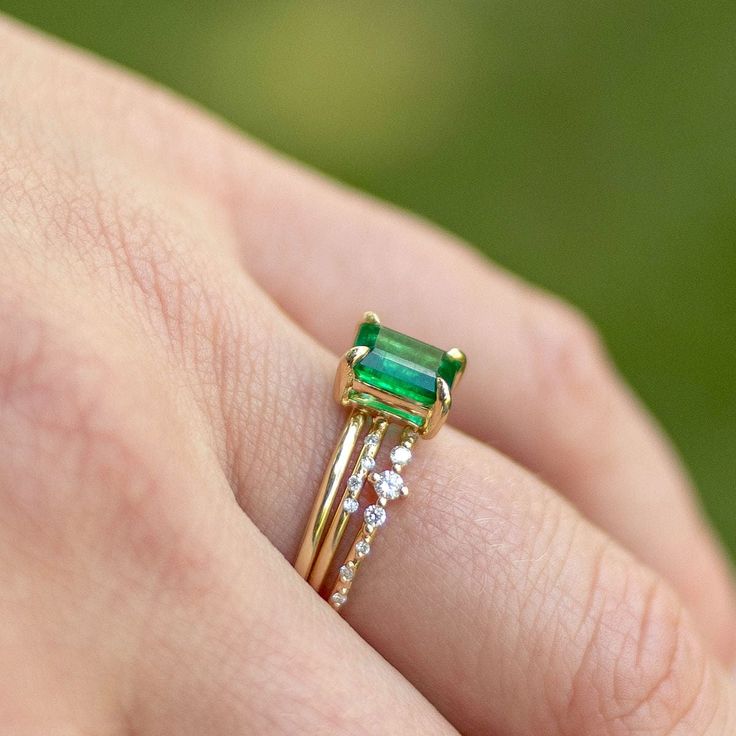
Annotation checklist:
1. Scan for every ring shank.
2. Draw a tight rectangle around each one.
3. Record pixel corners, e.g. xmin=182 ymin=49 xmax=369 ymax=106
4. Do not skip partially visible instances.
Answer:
xmin=308 ymin=415 xmax=388 ymax=591
xmin=294 ymin=409 xmax=367 ymax=579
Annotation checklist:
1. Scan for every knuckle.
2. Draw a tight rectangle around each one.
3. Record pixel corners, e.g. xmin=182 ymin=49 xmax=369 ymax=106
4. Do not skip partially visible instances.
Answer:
xmin=0 ymin=302 xmax=178 ymax=552
xmin=0 ymin=104 xmax=225 ymax=364
xmin=565 ymin=546 xmax=717 ymax=734
xmin=526 ymin=294 xmax=609 ymax=402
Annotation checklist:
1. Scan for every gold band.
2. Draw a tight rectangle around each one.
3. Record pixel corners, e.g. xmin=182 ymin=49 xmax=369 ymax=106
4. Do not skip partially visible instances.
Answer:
xmin=294 ymin=408 xmax=367 ymax=578
xmin=308 ymin=414 xmax=388 ymax=591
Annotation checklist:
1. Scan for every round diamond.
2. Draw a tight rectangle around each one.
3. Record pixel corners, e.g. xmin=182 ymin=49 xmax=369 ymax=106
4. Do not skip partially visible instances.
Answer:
xmin=331 ymin=592 xmax=347 ymax=607
xmin=343 ymin=497 xmax=359 ymax=514
xmin=364 ymin=504 xmax=387 ymax=527
xmin=347 ymin=475 xmax=362 ymax=492
xmin=339 ymin=564 xmax=354 ymax=582
xmin=355 ymin=539 xmax=371 ymax=557
xmin=374 ymin=470 xmax=404 ymax=500
xmin=390 ymin=445 xmax=412 ymax=466
xmin=361 ymin=455 xmax=376 ymax=471
xmin=364 ymin=432 xmax=381 ymax=447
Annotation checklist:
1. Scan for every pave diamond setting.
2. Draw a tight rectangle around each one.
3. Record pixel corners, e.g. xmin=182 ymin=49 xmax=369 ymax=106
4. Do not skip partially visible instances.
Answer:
xmin=329 ymin=426 xmax=419 ymax=611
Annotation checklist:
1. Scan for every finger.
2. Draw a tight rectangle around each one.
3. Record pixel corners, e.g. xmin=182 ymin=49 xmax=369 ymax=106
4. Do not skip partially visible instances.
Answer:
xmin=4 ymin=17 xmax=736 ymax=734
xmin=20 ymin=14 xmax=728 ymax=661
xmin=0 ymin=292 xmax=455 ymax=736
xmin=219 ymin=161 xmax=736 ymax=662
xmin=5 ymin=223 xmax=734 ymax=736
xmin=233 ymin=327 xmax=736 ymax=735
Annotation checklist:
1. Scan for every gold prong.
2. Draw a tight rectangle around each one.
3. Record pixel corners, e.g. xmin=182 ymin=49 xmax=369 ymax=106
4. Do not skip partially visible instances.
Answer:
xmin=361 ymin=311 xmax=380 ymax=325
xmin=445 ymin=347 xmax=467 ymax=387
xmin=348 ymin=378 xmax=429 ymax=421
xmin=294 ymin=409 xmax=367 ymax=579
xmin=333 ymin=345 xmax=370 ymax=403
xmin=422 ymin=376 xmax=452 ymax=438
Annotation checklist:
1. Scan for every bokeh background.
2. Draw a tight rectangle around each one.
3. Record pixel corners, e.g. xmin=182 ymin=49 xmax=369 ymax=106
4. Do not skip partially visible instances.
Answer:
xmin=3 ymin=1 xmax=734 ymax=552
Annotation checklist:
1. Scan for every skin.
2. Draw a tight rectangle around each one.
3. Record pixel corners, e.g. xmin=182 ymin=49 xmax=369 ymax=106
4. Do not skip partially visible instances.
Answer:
xmin=0 ymin=14 xmax=734 ymax=735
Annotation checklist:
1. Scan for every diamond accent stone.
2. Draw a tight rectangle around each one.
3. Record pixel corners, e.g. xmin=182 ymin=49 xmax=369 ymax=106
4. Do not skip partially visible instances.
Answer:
xmin=343 ymin=497 xmax=359 ymax=514
xmin=339 ymin=564 xmax=354 ymax=582
xmin=390 ymin=445 xmax=412 ymax=466
xmin=347 ymin=475 xmax=362 ymax=492
xmin=361 ymin=456 xmax=376 ymax=471
xmin=355 ymin=539 xmax=371 ymax=557
xmin=364 ymin=432 xmax=381 ymax=447
xmin=373 ymin=470 xmax=404 ymax=500
xmin=331 ymin=592 xmax=347 ymax=606
xmin=364 ymin=504 xmax=387 ymax=527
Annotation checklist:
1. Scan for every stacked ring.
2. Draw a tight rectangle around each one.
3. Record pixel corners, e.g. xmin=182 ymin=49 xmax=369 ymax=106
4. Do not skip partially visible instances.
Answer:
xmin=294 ymin=311 xmax=467 ymax=611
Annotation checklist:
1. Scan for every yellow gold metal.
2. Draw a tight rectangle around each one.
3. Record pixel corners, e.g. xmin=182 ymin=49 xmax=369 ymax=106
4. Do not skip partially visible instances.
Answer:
xmin=308 ymin=415 xmax=388 ymax=591
xmin=446 ymin=347 xmax=467 ymax=385
xmin=294 ymin=408 xmax=367 ymax=578
xmin=347 ymin=378 xmax=429 ymax=420
xmin=333 ymin=345 xmax=371 ymax=404
xmin=361 ymin=311 xmax=381 ymax=325
xmin=421 ymin=376 xmax=452 ymax=439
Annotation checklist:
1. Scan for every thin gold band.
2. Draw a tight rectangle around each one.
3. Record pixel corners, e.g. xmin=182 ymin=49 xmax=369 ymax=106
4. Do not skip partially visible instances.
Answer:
xmin=294 ymin=408 xmax=367 ymax=578
xmin=328 ymin=427 xmax=417 ymax=609
xmin=308 ymin=414 xmax=389 ymax=591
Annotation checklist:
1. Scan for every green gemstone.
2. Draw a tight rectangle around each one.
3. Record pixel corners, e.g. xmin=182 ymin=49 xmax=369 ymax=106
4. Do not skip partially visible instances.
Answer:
xmin=347 ymin=390 xmax=424 ymax=426
xmin=352 ymin=321 xmax=462 ymax=407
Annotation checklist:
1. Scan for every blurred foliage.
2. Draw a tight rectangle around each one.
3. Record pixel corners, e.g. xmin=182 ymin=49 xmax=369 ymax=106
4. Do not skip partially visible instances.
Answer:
xmin=3 ymin=1 xmax=734 ymax=550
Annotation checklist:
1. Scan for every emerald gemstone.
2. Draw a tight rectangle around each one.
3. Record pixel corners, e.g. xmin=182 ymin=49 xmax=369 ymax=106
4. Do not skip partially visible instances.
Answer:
xmin=352 ymin=321 xmax=462 ymax=407
xmin=347 ymin=390 xmax=424 ymax=426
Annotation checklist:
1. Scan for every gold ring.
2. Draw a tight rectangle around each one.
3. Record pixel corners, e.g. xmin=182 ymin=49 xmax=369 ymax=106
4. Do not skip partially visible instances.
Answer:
xmin=295 ymin=311 xmax=467 ymax=611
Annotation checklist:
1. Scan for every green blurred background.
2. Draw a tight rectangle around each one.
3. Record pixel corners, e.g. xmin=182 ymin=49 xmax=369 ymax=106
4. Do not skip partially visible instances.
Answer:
xmin=3 ymin=1 xmax=734 ymax=551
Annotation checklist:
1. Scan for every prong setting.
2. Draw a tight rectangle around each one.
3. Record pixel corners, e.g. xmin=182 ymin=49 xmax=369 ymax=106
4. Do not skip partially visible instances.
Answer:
xmin=422 ymin=376 xmax=452 ymax=438
xmin=333 ymin=344 xmax=371 ymax=403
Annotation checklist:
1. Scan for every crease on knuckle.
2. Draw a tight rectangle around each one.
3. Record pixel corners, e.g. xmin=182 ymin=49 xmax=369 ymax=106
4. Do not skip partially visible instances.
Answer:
xmin=524 ymin=294 xmax=612 ymax=413
xmin=561 ymin=545 xmax=716 ymax=735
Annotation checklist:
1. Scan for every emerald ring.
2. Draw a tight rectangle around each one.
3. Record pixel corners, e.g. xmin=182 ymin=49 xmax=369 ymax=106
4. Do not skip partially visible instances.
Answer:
xmin=294 ymin=311 xmax=467 ymax=611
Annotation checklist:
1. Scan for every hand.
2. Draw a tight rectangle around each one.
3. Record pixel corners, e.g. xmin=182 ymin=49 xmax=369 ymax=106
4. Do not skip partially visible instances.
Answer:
xmin=1 ymin=16 xmax=734 ymax=735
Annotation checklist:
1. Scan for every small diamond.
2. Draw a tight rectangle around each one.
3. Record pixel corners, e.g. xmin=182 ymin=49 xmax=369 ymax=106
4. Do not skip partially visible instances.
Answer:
xmin=347 ymin=475 xmax=362 ymax=492
xmin=339 ymin=564 xmax=354 ymax=582
xmin=361 ymin=456 xmax=376 ymax=471
xmin=390 ymin=445 xmax=412 ymax=466
xmin=355 ymin=539 xmax=371 ymax=557
xmin=331 ymin=592 xmax=347 ymax=607
xmin=364 ymin=504 xmax=387 ymax=527
xmin=373 ymin=470 xmax=405 ymax=500
xmin=364 ymin=432 xmax=381 ymax=447
xmin=343 ymin=497 xmax=359 ymax=514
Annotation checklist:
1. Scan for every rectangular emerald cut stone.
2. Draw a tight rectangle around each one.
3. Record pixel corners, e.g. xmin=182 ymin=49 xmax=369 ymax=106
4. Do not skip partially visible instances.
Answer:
xmin=352 ymin=321 xmax=462 ymax=407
